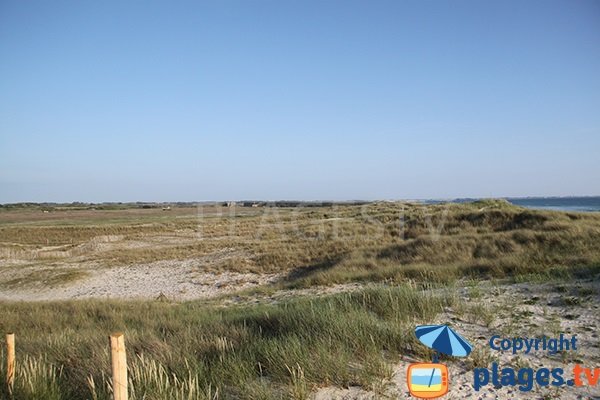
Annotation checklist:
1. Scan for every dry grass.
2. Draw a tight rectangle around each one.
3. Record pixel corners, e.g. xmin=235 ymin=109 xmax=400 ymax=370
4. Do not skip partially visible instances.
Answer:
xmin=1 ymin=200 xmax=600 ymax=289
xmin=0 ymin=268 xmax=89 ymax=290
xmin=0 ymin=284 xmax=454 ymax=399
xmin=1 ymin=200 xmax=599 ymax=398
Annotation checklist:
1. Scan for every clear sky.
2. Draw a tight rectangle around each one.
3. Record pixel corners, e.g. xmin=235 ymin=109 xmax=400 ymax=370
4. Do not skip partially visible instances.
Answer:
xmin=1 ymin=0 xmax=599 ymax=202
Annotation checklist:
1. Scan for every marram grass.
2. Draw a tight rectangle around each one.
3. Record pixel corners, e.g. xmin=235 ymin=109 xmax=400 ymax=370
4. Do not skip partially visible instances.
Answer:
xmin=0 ymin=284 xmax=455 ymax=399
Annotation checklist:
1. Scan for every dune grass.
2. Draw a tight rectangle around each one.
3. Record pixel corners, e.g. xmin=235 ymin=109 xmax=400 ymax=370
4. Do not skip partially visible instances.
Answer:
xmin=1 ymin=200 xmax=599 ymax=398
xmin=1 ymin=199 xmax=600 ymax=289
xmin=0 ymin=284 xmax=455 ymax=399
xmin=0 ymin=268 xmax=89 ymax=290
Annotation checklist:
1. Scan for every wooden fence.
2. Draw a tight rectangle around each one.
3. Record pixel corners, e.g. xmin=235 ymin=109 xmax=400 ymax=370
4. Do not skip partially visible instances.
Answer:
xmin=4 ymin=332 xmax=129 ymax=400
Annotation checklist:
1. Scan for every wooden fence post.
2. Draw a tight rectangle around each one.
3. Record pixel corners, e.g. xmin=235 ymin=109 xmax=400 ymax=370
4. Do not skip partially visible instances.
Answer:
xmin=5 ymin=333 xmax=15 ymax=395
xmin=110 ymin=332 xmax=128 ymax=400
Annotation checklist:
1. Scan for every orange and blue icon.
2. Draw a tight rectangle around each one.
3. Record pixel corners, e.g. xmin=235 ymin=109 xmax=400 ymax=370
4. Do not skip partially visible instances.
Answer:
xmin=408 ymin=324 xmax=472 ymax=398
xmin=407 ymin=363 xmax=449 ymax=398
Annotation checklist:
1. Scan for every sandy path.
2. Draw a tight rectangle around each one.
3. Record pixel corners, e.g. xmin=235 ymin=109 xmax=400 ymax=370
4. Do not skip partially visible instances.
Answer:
xmin=0 ymin=257 xmax=280 ymax=301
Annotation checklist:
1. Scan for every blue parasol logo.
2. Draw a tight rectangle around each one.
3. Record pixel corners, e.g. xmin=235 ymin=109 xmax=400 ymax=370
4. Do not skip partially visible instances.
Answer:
xmin=407 ymin=325 xmax=473 ymax=398
xmin=415 ymin=324 xmax=473 ymax=360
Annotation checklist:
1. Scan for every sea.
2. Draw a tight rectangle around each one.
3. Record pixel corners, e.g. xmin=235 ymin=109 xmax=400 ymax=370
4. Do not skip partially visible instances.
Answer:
xmin=422 ymin=197 xmax=600 ymax=212
xmin=506 ymin=197 xmax=600 ymax=212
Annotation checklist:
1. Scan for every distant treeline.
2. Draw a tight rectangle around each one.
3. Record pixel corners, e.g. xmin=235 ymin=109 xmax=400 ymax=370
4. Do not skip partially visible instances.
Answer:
xmin=0 ymin=200 xmax=372 ymax=210
xmin=221 ymin=201 xmax=371 ymax=208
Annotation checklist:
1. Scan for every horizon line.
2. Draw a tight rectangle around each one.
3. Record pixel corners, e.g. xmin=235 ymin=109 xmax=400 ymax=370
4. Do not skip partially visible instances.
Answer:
xmin=2 ymin=195 xmax=600 ymax=206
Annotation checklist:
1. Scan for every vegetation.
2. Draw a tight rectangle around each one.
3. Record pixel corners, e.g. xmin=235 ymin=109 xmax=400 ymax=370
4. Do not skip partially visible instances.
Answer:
xmin=1 ymin=200 xmax=599 ymax=398
xmin=1 ymin=199 xmax=599 ymax=287
xmin=0 ymin=284 xmax=455 ymax=399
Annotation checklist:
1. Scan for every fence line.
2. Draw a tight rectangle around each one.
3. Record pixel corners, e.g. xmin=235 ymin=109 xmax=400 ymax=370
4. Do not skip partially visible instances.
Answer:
xmin=3 ymin=332 xmax=129 ymax=400
xmin=5 ymin=333 xmax=15 ymax=396
xmin=110 ymin=332 xmax=128 ymax=400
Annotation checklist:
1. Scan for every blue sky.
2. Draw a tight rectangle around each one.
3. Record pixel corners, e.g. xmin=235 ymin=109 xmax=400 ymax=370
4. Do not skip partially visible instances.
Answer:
xmin=1 ymin=0 xmax=599 ymax=202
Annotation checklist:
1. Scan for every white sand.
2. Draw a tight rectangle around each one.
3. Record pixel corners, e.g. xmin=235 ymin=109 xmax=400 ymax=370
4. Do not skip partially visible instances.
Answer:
xmin=0 ymin=257 xmax=280 ymax=301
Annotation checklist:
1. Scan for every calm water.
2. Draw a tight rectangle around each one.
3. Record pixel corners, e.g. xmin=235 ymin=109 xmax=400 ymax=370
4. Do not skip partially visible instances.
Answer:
xmin=507 ymin=197 xmax=600 ymax=212
xmin=422 ymin=197 xmax=600 ymax=212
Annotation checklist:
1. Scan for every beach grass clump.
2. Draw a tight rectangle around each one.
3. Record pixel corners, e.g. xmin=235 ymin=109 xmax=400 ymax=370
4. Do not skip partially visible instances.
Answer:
xmin=0 ymin=284 xmax=455 ymax=399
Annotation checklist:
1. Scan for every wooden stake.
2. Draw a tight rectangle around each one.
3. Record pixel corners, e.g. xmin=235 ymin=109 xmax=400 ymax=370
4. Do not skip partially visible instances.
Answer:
xmin=6 ymin=333 xmax=15 ymax=395
xmin=110 ymin=332 xmax=128 ymax=400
